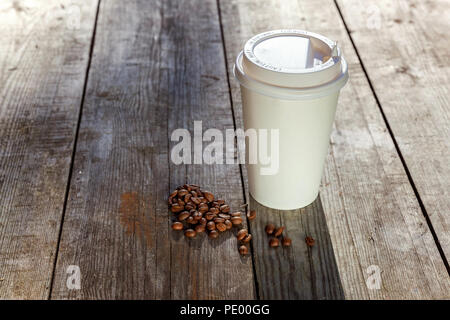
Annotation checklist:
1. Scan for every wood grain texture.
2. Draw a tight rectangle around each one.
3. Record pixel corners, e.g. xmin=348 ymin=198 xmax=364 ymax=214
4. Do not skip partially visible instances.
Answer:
xmin=336 ymin=0 xmax=450 ymax=259
xmin=0 ymin=0 xmax=98 ymax=299
xmin=50 ymin=0 xmax=255 ymax=299
xmin=218 ymin=0 xmax=450 ymax=299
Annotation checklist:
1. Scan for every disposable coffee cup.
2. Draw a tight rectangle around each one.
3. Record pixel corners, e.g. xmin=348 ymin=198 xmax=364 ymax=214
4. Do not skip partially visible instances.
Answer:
xmin=234 ymin=30 xmax=348 ymax=210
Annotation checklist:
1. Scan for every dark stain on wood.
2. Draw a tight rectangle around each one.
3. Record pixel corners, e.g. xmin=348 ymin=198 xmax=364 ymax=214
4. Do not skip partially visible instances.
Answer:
xmin=119 ymin=192 xmax=152 ymax=246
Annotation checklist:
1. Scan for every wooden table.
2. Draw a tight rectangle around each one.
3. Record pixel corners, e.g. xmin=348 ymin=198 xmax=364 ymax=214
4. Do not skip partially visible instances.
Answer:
xmin=0 ymin=0 xmax=449 ymax=299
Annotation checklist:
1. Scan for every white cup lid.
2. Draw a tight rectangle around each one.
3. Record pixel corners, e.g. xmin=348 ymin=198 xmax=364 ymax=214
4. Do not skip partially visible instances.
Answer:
xmin=241 ymin=30 xmax=344 ymax=88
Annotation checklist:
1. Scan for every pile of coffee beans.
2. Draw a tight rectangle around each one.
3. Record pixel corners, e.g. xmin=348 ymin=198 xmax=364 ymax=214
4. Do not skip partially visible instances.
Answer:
xmin=169 ymin=184 xmax=254 ymax=256
xmin=265 ymin=223 xmax=291 ymax=248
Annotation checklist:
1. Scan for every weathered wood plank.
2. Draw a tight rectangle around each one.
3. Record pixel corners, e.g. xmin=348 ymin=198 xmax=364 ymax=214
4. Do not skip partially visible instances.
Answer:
xmin=336 ymin=0 xmax=450 ymax=261
xmin=219 ymin=0 xmax=450 ymax=299
xmin=0 ymin=0 xmax=98 ymax=299
xmin=50 ymin=0 xmax=255 ymax=299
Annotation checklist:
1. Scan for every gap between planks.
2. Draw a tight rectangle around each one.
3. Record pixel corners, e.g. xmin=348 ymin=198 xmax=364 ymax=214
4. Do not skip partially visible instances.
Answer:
xmin=47 ymin=0 xmax=103 ymax=299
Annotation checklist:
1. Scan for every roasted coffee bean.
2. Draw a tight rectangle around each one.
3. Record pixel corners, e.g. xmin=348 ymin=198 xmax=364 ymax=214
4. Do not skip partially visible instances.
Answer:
xmin=216 ymin=222 xmax=226 ymax=232
xmin=205 ymin=212 xmax=215 ymax=220
xmin=269 ymin=238 xmax=280 ymax=247
xmin=208 ymin=230 xmax=219 ymax=239
xmin=169 ymin=190 xmax=178 ymax=198
xmin=231 ymin=216 xmax=243 ymax=225
xmin=219 ymin=204 xmax=230 ymax=213
xmin=198 ymin=203 xmax=209 ymax=213
xmin=225 ymin=219 xmax=232 ymax=230
xmin=282 ymin=237 xmax=292 ymax=247
xmin=178 ymin=211 xmax=190 ymax=221
xmin=193 ymin=211 xmax=203 ymax=220
xmin=178 ymin=189 xmax=188 ymax=197
xmin=217 ymin=199 xmax=225 ymax=205
xmin=206 ymin=221 xmax=216 ymax=231
xmin=185 ymin=203 xmax=195 ymax=211
xmin=177 ymin=199 xmax=185 ymax=207
xmin=195 ymin=224 xmax=205 ymax=233
xmin=171 ymin=222 xmax=183 ymax=231
xmin=211 ymin=202 xmax=219 ymax=208
xmin=218 ymin=213 xmax=231 ymax=220
xmin=247 ymin=210 xmax=256 ymax=221
xmin=170 ymin=204 xmax=184 ymax=213
xmin=210 ymin=207 xmax=219 ymax=214
xmin=239 ymin=245 xmax=248 ymax=256
xmin=184 ymin=229 xmax=196 ymax=238
xmin=200 ymin=217 xmax=207 ymax=226
xmin=190 ymin=190 xmax=198 ymax=197
xmin=191 ymin=197 xmax=201 ymax=205
xmin=305 ymin=236 xmax=315 ymax=247
xmin=237 ymin=229 xmax=248 ymax=241
xmin=274 ymin=226 xmax=285 ymax=237
xmin=242 ymin=234 xmax=252 ymax=243
xmin=265 ymin=224 xmax=275 ymax=235
xmin=214 ymin=217 xmax=225 ymax=224
xmin=231 ymin=211 xmax=241 ymax=217
xmin=184 ymin=194 xmax=192 ymax=203
xmin=199 ymin=197 xmax=207 ymax=204
xmin=186 ymin=216 xmax=196 ymax=224
xmin=203 ymin=191 xmax=214 ymax=202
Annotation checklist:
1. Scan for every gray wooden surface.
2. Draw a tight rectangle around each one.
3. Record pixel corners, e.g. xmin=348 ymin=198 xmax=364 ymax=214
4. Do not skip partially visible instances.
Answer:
xmin=0 ymin=0 xmax=448 ymax=299
xmin=0 ymin=0 xmax=98 ymax=299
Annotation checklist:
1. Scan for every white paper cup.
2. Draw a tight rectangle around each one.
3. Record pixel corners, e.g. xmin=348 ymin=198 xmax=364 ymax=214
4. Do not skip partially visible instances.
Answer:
xmin=234 ymin=30 xmax=348 ymax=210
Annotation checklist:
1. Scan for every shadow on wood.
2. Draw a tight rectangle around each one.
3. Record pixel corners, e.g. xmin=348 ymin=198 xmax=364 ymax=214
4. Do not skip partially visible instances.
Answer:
xmin=249 ymin=194 xmax=344 ymax=299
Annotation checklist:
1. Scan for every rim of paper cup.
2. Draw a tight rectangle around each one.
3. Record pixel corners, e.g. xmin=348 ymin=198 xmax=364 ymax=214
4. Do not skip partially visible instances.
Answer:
xmin=234 ymin=51 xmax=349 ymax=100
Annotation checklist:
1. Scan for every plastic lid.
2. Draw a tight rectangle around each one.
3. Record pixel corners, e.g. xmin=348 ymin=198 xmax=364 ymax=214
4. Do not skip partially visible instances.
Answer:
xmin=237 ymin=29 xmax=347 ymax=91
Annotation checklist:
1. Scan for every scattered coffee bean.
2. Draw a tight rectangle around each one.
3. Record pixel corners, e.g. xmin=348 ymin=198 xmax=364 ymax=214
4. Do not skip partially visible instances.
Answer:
xmin=218 ymin=213 xmax=231 ymax=220
xmin=214 ymin=217 xmax=225 ymax=223
xmin=184 ymin=229 xmax=196 ymax=238
xmin=210 ymin=207 xmax=219 ymax=214
xmin=225 ymin=219 xmax=232 ymax=230
xmin=169 ymin=190 xmax=178 ymax=198
xmin=265 ymin=224 xmax=275 ymax=235
xmin=203 ymin=191 xmax=214 ymax=202
xmin=216 ymin=222 xmax=226 ymax=232
xmin=282 ymin=237 xmax=292 ymax=247
xmin=208 ymin=230 xmax=219 ymax=239
xmin=242 ymin=234 xmax=252 ymax=243
xmin=178 ymin=211 xmax=190 ymax=221
xmin=231 ymin=211 xmax=241 ymax=217
xmin=171 ymin=222 xmax=183 ymax=231
xmin=195 ymin=224 xmax=205 ymax=233
xmin=239 ymin=245 xmax=248 ymax=256
xmin=305 ymin=236 xmax=315 ymax=247
xmin=269 ymin=238 xmax=279 ymax=247
xmin=217 ymin=199 xmax=225 ymax=205
xmin=231 ymin=216 xmax=243 ymax=225
xmin=171 ymin=204 xmax=184 ymax=213
xmin=274 ymin=226 xmax=285 ymax=237
xmin=247 ymin=210 xmax=256 ymax=221
xmin=186 ymin=216 xmax=196 ymax=224
xmin=220 ymin=204 xmax=230 ymax=213
xmin=207 ymin=221 xmax=216 ymax=231
xmin=237 ymin=229 xmax=248 ymax=241
xmin=198 ymin=203 xmax=209 ymax=213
